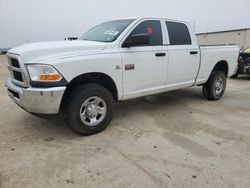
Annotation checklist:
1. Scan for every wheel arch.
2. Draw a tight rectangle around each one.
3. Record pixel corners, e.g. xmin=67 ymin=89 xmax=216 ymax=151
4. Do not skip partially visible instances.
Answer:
xmin=60 ymin=72 xmax=119 ymax=110
xmin=212 ymin=60 xmax=229 ymax=77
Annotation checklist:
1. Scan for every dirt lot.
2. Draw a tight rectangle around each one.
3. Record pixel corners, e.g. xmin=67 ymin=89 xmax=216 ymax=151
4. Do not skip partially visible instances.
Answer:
xmin=0 ymin=55 xmax=250 ymax=188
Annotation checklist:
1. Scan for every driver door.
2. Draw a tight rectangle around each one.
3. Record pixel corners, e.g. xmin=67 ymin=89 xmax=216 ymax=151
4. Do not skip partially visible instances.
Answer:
xmin=120 ymin=20 xmax=168 ymax=99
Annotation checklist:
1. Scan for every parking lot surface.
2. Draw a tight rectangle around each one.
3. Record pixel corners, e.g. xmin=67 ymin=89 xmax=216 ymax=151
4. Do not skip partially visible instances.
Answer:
xmin=0 ymin=55 xmax=250 ymax=188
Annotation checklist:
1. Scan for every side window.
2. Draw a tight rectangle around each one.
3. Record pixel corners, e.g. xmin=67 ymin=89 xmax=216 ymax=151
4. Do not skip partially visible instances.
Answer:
xmin=166 ymin=21 xmax=192 ymax=45
xmin=128 ymin=20 xmax=163 ymax=46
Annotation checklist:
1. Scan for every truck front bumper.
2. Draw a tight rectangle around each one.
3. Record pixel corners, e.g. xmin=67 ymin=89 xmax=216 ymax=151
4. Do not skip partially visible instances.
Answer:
xmin=6 ymin=78 xmax=66 ymax=114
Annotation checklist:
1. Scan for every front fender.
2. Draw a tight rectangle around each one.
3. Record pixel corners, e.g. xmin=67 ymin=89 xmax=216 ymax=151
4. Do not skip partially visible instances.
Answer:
xmin=50 ymin=53 xmax=123 ymax=100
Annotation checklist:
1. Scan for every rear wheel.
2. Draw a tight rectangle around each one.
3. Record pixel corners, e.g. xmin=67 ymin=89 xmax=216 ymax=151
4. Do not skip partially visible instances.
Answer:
xmin=64 ymin=84 xmax=114 ymax=136
xmin=202 ymin=70 xmax=227 ymax=100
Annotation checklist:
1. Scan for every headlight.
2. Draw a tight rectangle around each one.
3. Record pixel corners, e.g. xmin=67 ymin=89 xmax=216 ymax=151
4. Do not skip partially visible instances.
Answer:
xmin=27 ymin=64 xmax=63 ymax=82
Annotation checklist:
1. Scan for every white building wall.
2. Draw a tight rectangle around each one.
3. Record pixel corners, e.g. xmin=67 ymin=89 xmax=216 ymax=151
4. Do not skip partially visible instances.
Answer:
xmin=246 ymin=30 xmax=250 ymax=48
xmin=197 ymin=29 xmax=250 ymax=49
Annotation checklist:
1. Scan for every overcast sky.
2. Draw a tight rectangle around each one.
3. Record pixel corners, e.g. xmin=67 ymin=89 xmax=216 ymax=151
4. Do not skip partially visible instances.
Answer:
xmin=0 ymin=0 xmax=250 ymax=48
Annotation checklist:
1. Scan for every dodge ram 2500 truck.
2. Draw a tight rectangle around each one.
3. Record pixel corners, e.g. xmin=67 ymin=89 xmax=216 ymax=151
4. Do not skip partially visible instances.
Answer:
xmin=6 ymin=17 xmax=239 ymax=135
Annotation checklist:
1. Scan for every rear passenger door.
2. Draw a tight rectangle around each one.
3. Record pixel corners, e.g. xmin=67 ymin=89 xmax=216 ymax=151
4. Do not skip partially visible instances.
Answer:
xmin=166 ymin=21 xmax=200 ymax=87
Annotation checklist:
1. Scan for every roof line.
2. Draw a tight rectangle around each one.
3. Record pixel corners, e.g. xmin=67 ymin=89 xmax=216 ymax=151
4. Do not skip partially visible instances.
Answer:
xmin=196 ymin=28 xmax=250 ymax=35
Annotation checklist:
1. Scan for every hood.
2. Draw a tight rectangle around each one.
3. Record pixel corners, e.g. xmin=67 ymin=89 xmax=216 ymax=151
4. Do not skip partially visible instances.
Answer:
xmin=8 ymin=40 xmax=107 ymax=64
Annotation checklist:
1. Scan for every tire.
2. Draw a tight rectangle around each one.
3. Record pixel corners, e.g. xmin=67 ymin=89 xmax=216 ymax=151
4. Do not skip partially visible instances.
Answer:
xmin=64 ymin=84 xmax=114 ymax=136
xmin=202 ymin=70 xmax=227 ymax=101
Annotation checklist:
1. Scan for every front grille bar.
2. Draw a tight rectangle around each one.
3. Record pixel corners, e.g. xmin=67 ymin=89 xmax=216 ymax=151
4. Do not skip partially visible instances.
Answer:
xmin=10 ymin=58 xmax=20 ymax=68
xmin=7 ymin=55 xmax=29 ymax=87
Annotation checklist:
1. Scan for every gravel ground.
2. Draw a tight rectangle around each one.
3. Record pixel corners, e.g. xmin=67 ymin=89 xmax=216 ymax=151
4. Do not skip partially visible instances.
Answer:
xmin=0 ymin=55 xmax=250 ymax=188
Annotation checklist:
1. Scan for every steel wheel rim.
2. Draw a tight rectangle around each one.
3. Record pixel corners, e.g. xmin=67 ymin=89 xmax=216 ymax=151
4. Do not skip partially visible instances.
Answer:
xmin=215 ymin=77 xmax=223 ymax=96
xmin=80 ymin=96 xmax=107 ymax=127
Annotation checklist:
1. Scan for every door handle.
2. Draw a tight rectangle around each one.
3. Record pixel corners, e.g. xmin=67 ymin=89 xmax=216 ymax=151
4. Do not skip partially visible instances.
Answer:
xmin=190 ymin=51 xmax=198 ymax=55
xmin=155 ymin=53 xmax=166 ymax=57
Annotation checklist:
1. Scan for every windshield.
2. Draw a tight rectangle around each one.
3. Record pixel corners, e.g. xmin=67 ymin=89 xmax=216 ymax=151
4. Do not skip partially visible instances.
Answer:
xmin=243 ymin=48 xmax=250 ymax=53
xmin=80 ymin=19 xmax=135 ymax=43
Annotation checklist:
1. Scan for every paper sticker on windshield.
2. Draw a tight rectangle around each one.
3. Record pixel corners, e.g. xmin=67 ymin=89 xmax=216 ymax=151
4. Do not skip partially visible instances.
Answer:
xmin=147 ymin=27 xmax=154 ymax=34
xmin=104 ymin=30 xmax=119 ymax=36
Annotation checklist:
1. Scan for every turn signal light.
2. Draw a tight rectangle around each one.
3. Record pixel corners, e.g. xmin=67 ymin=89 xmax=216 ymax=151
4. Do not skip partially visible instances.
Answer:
xmin=39 ymin=74 xmax=62 ymax=81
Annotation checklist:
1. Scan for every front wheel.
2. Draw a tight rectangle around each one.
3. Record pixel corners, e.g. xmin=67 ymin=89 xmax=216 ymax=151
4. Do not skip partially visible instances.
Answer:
xmin=64 ymin=84 xmax=114 ymax=136
xmin=202 ymin=70 xmax=227 ymax=100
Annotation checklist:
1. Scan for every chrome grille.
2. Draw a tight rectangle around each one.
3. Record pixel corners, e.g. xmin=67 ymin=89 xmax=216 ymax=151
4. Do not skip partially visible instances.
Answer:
xmin=13 ymin=70 xmax=23 ymax=82
xmin=10 ymin=58 xmax=20 ymax=68
xmin=7 ymin=56 xmax=29 ymax=87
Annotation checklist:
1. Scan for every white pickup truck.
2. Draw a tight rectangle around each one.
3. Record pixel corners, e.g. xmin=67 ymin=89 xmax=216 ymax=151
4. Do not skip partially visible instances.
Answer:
xmin=6 ymin=17 xmax=239 ymax=135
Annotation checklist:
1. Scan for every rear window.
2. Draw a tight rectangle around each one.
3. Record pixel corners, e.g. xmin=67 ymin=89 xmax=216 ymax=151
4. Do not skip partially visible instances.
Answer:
xmin=166 ymin=21 xmax=192 ymax=45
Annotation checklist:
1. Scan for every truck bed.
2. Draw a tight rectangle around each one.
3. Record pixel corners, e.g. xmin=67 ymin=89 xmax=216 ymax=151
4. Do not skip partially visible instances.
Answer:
xmin=195 ymin=45 xmax=239 ymax=85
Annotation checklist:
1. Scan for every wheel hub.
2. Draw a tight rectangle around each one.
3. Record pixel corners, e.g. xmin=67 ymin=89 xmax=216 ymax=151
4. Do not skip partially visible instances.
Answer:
xmin=215 ymin=78 xmax=223 ymax=95
xmin=86 ymin=104 xmax=99 ymax=117
xmin=80 ymin=96 xmax=107 ymax=127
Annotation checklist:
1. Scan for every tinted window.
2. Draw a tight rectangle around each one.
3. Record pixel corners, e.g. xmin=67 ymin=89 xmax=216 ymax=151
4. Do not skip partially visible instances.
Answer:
xmin=128 ymin=20 xmax=163 ymax=46
xmin=166 ymin=21 xmax=192 ymax=45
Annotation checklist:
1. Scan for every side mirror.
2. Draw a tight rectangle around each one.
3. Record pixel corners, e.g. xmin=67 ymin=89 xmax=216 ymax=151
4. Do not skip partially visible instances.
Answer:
xmin=122 ymin=33 xmax=150 ymax=48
